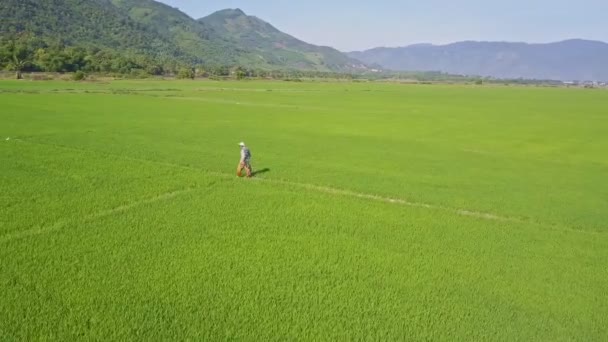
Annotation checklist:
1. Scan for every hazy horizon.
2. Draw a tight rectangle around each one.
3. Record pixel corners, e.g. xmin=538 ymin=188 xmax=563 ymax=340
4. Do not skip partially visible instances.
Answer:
xmin=157 ymin=0 xmax=608 ymax=51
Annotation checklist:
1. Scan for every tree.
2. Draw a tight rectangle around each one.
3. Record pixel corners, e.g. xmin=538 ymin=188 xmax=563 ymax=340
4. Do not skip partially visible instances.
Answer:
xmin=233 ymin=66 xmax=246 ymax=80
xmin=72 ymin=70 xmax=86 ymax=81
xmin=145 ymin=63 xmax=164 ymax=76
xmin=195 ymin=67 xmax=207 ymax=78
xmin=8 ymin=55 xmax=29 ymax=79
xmin=4 ymin=39 xmax=32 ymax=79
xmin=177 ymin=67 xmax=195 ymax=79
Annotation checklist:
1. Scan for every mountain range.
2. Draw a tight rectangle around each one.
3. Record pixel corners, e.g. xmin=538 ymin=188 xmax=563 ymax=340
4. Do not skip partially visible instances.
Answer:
xmin=1 ymin=0 xmax=606 ymax=80
xmin=349 ymin=40 xmax=608 ymax=81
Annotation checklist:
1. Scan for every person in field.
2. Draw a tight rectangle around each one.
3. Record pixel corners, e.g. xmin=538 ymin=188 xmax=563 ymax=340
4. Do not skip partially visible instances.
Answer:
xmin=237 ymin=142 xmax=252 ymax=177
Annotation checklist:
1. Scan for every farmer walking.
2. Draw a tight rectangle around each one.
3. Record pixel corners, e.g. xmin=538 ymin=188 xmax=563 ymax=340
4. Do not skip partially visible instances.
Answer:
xmin=237 ymin=142 xmax=252 ymax=177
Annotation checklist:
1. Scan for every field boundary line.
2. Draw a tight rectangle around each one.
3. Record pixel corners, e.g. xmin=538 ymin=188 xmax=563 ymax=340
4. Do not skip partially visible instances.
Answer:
xmin=251 ymin=177 xmax=520 ymax=222
xmin=14 ymin=140 xmax=603 ymax=233
xmin=248 ymin=178 xmax=607 ymax=235
xmin=0 ymin=186 xmax=203 ymax=244
xmin=163 ymin=96 xmax=331 ymax=111
xmin=17 ymin=139 xmax=522 ymax=222
xmin=7 ymin=139 xmax=541 ymax=224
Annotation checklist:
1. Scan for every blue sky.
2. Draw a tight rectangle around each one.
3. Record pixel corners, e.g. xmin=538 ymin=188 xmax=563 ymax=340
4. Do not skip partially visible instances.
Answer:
xmin=158 ymin=0 xmax=608 ymax=51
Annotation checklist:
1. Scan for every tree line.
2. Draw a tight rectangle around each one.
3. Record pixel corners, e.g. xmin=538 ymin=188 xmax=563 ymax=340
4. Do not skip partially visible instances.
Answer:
xmin=0 ymin=34 xmax=200 ymax=78
xmin=0 ymin=34 xmax=362 ymax=80
xmin=3 ymin=34 xmax=554 ymax=84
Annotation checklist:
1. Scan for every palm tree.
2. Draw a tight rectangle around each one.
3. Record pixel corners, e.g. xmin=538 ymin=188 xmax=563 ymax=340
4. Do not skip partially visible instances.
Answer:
xmin=9 ymin=55 xmax=28 ymax=79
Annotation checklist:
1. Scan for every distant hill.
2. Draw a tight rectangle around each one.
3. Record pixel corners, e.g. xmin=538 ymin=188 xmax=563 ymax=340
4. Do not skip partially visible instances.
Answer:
xmin=197 ymin=9 xmax=366 ymax=71
xmin=349 ymin=40 xmax=608 ymax=81
xmin=0 ymin=0 xmax=364 ymax=71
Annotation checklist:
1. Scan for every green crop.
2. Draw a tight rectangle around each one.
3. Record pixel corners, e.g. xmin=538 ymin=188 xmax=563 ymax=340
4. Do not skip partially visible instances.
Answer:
xmin=1 ymin=80 xmax=607 ymax=340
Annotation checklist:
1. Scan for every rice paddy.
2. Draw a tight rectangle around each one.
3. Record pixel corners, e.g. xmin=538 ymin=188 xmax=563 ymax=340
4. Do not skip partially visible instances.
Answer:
xmin=1 ymin=80 xmax=607 ymax=340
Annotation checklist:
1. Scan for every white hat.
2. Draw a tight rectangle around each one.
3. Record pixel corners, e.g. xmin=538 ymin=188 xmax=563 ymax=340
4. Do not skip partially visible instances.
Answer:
xmin=239 ymin=142 xmax=245 ymax=146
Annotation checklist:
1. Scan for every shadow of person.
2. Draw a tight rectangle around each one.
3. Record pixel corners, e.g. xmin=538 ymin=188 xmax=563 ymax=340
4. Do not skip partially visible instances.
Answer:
xmin=251 ymin=168 xmax=271 ymax=177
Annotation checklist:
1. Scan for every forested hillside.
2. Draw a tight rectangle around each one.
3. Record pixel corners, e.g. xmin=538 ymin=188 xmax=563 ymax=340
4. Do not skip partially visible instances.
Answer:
xmin=0 ymin=0 xmax=365 ymax=76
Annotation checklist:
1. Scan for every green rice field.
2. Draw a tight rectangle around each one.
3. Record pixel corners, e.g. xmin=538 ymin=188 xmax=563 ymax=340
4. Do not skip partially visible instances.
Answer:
xmin=1 ymin=80 xmax=607 ymax=340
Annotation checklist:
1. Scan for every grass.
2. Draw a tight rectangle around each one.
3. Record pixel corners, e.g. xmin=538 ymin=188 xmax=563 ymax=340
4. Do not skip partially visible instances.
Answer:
xmin=1 ymin=80 xmax=607 ymax=340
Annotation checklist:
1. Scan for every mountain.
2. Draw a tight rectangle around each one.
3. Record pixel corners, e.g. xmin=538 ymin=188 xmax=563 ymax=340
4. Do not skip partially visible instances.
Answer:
xmin=1 ymin=0 xmax=182 ymax=58
xmin=0 ymin=0 xmax=364 ymax=71
xmin=197 ymin=9 xmax=365 ymax=71
xmin=107 ymin=0 xmax=256 ymax=66
xmin=349 ymin=40 xmax=608 ymax=81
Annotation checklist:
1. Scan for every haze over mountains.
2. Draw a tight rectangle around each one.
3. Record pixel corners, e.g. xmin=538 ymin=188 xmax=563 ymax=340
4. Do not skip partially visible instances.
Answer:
xmin=1 ymin=0 xmax=606 ymax=80
xmin=349 ymin=40 xmax=608 ymax=81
